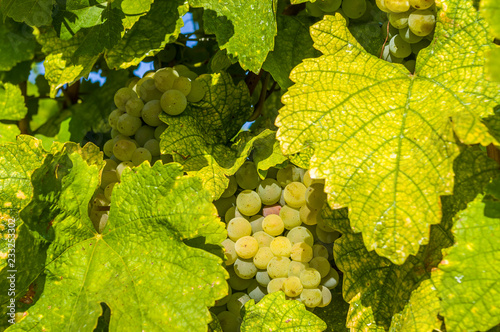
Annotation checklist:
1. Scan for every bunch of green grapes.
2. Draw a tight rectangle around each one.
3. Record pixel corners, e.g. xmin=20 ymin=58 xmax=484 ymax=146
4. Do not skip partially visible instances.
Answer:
xmin=211 ymin=162 xmax=341 ymax=330
xmin=377 ymin=0 xmax=436 ymax=72
xmin=305 ymin=0 xmax=378 ymax=25
xmin=89 ymin=64 xmax=207 ymax=233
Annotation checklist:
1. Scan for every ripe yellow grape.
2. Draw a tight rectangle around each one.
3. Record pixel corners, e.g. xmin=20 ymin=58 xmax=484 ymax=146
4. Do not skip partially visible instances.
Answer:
xmin=222 ymin=238 xmax=237 ymax=265
xmin=290 ymin=242 xmax=314 ymax=263
xmin=234 ymin=258 xmax=258 ymax=279
xmin=235 ymin=236 xmax=259 ymax=259
xmin=280 ymin=205 xmax=301 ymax=230
xmin=300 ymin=288 xmax=323 ymax=308
xmin=236 ymin=190 xmax=262 ymax=216
xmin=288 ymin=261 xmax=309 ymax=277
xmin=253 ymin=247 xmax=275 ymax=269
xmin=287 ymin=226 xmax=315 ymax=247
xmin=300 ymin=268 xmax=322 ymax=289
xmin=252 ymin=231 xmax=274 ymax=247
xmin=262 ymin=214 xmax=285 ymax=236
xmin=318 ymin=286 xmax=332 ymax=307
xmin=309 ymin=257 xmax=331 ymax=278
xmin=283 ymin=276 xmax=303 ymax=297
xmin=270 ymin=236 xmax=292 ymax=257
xmin=267 ymin=256 xmax=291 ymax=278
xmin=283 ymin=182 xmax=307 ymax=208
xmin=227 ymin=217 xmax=252 ymax=241
xmin=267 ymin=278 xmax=286 ymax=294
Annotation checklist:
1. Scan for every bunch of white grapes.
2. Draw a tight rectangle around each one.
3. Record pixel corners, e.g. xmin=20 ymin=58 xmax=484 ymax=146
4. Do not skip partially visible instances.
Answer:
xmin=306 ymin=0 xmax=375 ymax=24
xmin=376 ymin=0 xmax=436 ymax=71
xmin=88 ymin=65 xmax=206 ymax=233
xmin=211 ymin=162 xmax=340 ymax=331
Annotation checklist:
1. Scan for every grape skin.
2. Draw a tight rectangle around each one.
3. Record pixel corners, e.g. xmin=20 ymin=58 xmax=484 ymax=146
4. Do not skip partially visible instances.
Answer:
xmin=160 ymin=89 xmax=188 ymax=116
xmin=253 ymin=247 xmax=275 ymax=269
xmin=235 ymin=236 xmax=259 ymax=259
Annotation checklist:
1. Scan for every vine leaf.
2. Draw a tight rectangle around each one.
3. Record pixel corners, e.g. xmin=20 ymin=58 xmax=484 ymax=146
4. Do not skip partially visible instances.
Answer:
xmin=241 ymin=291 xmax=326 ymax=332
xmin=104 ymin=0 xmax=187 ymax=69
xmin=277 ymin=0 xmax=500 ymax=264
xmin=0 ymin=82 xmax=27 ymax=120
xmin=3 ymin=152 xmax=228 ymax=331
xmin=388 ymin=279 xmax=441 ymax=332
xmin=330 ymin=146 xmax=500 ymax=330
xmin=251 ymin=130 xmax=288 ymax=179
xmin=432 ymin=195 xmax=500 ymax=332
xmin=262 ymin=14 xmax=320 ymax=90
xmin=35 ymin=28 xmax=99 ymax=97
xmin=480 ymin=0 xmax=500 ymax=81
xmin=188 ymin=0 xmax=277 ymax=73
xmin=159 ymin=72 xmax=253 ymax=199
xmin=0 ymin=18 xmax=36 ymax=71
xmin=313 ymin=274 xmax=350 ymax=332
xmin=0 ymin=123 xmax=20 ymax=144
xmin=0 ymin=0 xmax=53 ymax=27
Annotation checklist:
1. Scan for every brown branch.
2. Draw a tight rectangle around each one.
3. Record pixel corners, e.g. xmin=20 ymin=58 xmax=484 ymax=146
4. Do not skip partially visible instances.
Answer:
xmin=248 ymin=72 xmax=270 ymax=122
xmin=487 ymin=144 xmax=500 ymax=167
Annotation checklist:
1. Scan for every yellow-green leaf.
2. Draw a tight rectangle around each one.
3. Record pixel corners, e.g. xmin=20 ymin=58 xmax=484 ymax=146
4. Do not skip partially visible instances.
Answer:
xmin=433 ymin=195 xmax=500 ymax=332
xmin=0 ymin=82 xmax=27 ymax=121
xmin=276 ymin=0 xmax=500 ymax=264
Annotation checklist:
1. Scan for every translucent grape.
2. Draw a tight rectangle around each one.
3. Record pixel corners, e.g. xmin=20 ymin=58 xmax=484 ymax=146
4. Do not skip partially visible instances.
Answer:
xmin=234 ymin=258 xmax=258 ymax=279
xmin=287 ymin=226 xmax=314 ymax=247
xmin=90 ymin=210 xmax=108 ymax=233
xmin=300 ymin=268 xmax=322 ymax=289
xmin=138 ymin=78 xmax=163 ymax=102
xmin=267 ymin=278 xmax=286 ymax=294
xmin=408 ymin=9 xmax=435 ymax=36
xmin=283 ymin=276 xmax=303 ymax=297
xmin=279 ymin=205 xmax=301 ymax=230
xmin=222 ymin=238 xmax=237 ymax=265
xmin=252 ymin=231 xmax=274 ymax=247
xmin=236 ymin=190 xmax=261 ymax=216
xmin=313 ymin=244 xmax=329 ymax=260
xmin=160 ymin=89 xmax=187 ymax=116
xmin=321 ymin=268 xmax=340 ymax=289
xmin=227 ymin=292 xmax=251 ymax=317
xmin=270 ymin=236 xmax=292 ymax=257
xmin=299 ymin=205 xmax=319 ymax=226
xmin=411 ymin=38 xmax=431 ymax=54
xmin=217 ymin=311 xmax=240 ymax=332
xmin=316 ymin=228 xmax=339 ymax=244
xmin=276 ymin=165 xmax=301 ymax=188
xmin=92 ymin=192 xmax=110 ymax=207
xmin=235 ymin=161 xmax=260 ymax=190
xmin=389 ymin=11 xmax=411 ymax=29
xmin=125 ymin=97 xmax=144 ymax=117
xmin=221 ymin=175 xmax=238 ymax=198
xmin=267 ymin=256 xmax=290 ymax=279
xmin=409 ymin=0 xmax=434 ymax=9
xmin=399 ymin=26 xmax=423 ymax=43
xmin=117 ymin=113 xmax=142 ymax=136
xmin=290 ymin=242 xmax=313 ymax=263
xmin=342 ymin=0 xmax=367 ymax=19
xmin=104 ymin=182 xmax=116 ymax=201
xmin=141 ymin=100 xmax=163 ymax=126
xmin=134 ymin=125 xmax=155 ymax=147
xmin=304 ymin=183 xmax=326 ymax=210
xmin=144 ymin=139 xmax=160 ymax=157
xmin=103 ymin=139 xmax=114 ymax=158
xmin=131 ymin=147 xmax=152 ymax=166
xmin=108 ymin=109 xmax=125 ymax=128
xmin=227 ymin=267 xmax=253 ymax=290
xmin=309 ymin=257 xmax=331 ymax=278
xmin=227 ymin=217 xmax=252 ymax=242
xmin=154 ymin=68 xmax=179 ymax=92
xmin=114 ymin=87 xmax=137 ymax=110
xmin=385 ymin=0 xmax=410 ymax=12
xmin=172 ymin=76 xmax=192 ymax=96
xmin=116 ymin=161 xmax=134 ymax=180
xmin=247 ymin=280 xmax=267 ymax=303
xmin=256 ymin=270 xmax=272 ymax=287
xmin=173 ymin=65 xmax=190 ymax=76
xmin=318 ymin=0 xmax=342 ymax=12
xmin=283 ymin=182 xmax=307 ymax=208
xmin=256 ymin=178 xmax=282 ymax=205
xmin=404 ymin=59 xmax=416 ymax=73
xmin=186 ymin=79 xmax=206 ymax=103
xmin=235 ymin=236 xmax=259 ymax=259
xmin=288 ymin=261 xmax=309 ymax=277
xmin=103 ymin=159 xmax=118 ymax=172
xmin=110 ymin=127 xmax=120 ymax=138
xmin=389 ymin=34 xmax=412 ymax=58
xmin=127 ymin=77 xmax=140 ymax=90
xmin=306 ymin=1 xmax=324 ymax=17
xmin=376 ymin=0 xmax=391 ymax=12
xmin=214 ymin=195 xmax=236 ymax=218
xmin=113 ymin=140 xmax=137 ymax=162
xmin=253 ymin=247 xmax=275 ymax=269
xmin=154 ymin=124 xmax=168 ymax=140
xmin=250 ymin=215 xmax=264 ymax=233
xmin=262 ymin=214 xmax=285 ymax=236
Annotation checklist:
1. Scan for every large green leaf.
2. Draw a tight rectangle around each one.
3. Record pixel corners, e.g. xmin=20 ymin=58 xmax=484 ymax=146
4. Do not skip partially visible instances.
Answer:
xmin=388 ymin=279 xmax=441 ymax=332
xmin=251 ymin=130 xmax=287 ymax=179
xmin=481 ymin=0 xmax=500 ymax=81
xmin=0 ymin=0 xmax=53 ymax=26
xmin=330 ymin=146 xmax=500 ymax=331
xmin=5 ymin=155 xmax=227 ymax=331
xmin=119 ymin=0 xmax=154 ymax=29
xmin=0 ymin=19 xmax=35 ymax=71
xmin=276 ymin=0 xmax=500 ymax=263
xmin=241 ymin=291 xmax=326 ymax=331
xmin=189 ymin=0 xmax=277 ymax=73
xmin=432 ymin=196 xmax=500 ymax=332
xmin=262 ymin=15 xmax=320 ymax=89
xmin=159 ymin=72 xmax=253 ymax=199
xmin=0 ymin=82 xmax=26 ymax=120
xmin=104 ymin=0 xmax=187 ymax=69
xmin=35 ymin=27 xmax=99 ymax=96
xmin=52 ymin=0 xmax=109 ymax=40
xmin=0 ymin=123 xmax=20 ymax=144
